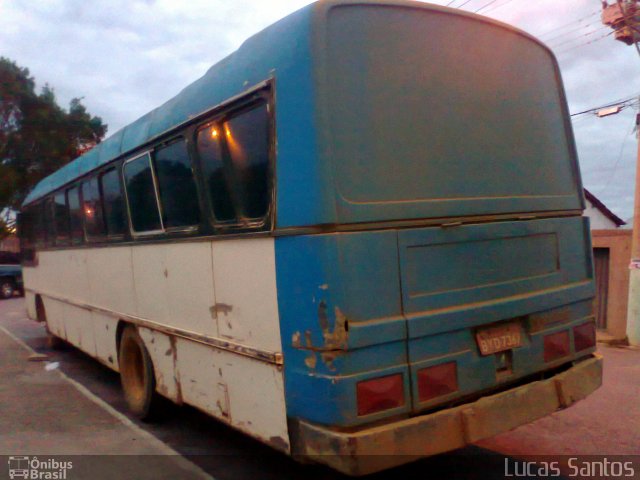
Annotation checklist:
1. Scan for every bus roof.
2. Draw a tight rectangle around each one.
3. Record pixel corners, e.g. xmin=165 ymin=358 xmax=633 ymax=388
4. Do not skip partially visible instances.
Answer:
xmin=23 ymin=0 xmax=551 ymax=209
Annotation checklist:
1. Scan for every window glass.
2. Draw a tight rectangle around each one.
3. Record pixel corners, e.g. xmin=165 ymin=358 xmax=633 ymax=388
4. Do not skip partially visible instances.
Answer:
xmin=154 ymin=140 xmax=200 ymax=228
xmin=223 ymin=103 xmax=271 ymax=220
xmin=53 ymin=192 xmax=69 ymax=245
xmin=124 ymin=155 xmax=162 ymax=232
xmin=35 ymin=201 xmax=47 ymax=247
xmin=44 ymin=197 xmax=55 ymax=246
xmin=67 ymin=186 xmax=84 ymax=245
xmin=197 ymin=123 xmax=236 ymax=222
xmin=100 ymin=168 xmax=126 ymax=236
xmin=19 ymin=208 xmax=36 ymax=260
xmin=82 ymin=177 xmax=106 ymax=239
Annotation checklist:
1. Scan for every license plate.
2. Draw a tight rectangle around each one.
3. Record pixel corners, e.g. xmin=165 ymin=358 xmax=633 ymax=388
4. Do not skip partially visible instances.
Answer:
xmin=475 ymin=322 xmax=523 ymax=356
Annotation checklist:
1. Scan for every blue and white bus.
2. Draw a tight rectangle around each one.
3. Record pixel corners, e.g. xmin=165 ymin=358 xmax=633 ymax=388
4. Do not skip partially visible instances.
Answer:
xmin=20 ymin=1 xmax=601 ymax=475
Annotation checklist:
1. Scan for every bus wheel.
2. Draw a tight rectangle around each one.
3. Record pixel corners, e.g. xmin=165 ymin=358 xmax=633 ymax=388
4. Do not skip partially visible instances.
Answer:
xmin=35 ymin=295 xmax=65 ymax=350
xmin=119 ymin=325 xmax=160 ymax=421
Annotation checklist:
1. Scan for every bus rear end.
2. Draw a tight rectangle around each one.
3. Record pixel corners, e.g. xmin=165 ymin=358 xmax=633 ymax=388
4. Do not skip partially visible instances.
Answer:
xmin=274 ymin=1 xmax=601 ymax=475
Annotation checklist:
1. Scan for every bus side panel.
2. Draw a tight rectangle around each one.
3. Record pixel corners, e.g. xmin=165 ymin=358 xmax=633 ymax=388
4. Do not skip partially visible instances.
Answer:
xmin=86 ymin=247 xmax=137 ymax=315
xmin=24 ymin=289 xmax=37 ymax=320
xmin=211 ymin=238 xmax=283 ymax=352
xmin=131 ymin=242 xmax=219 ymax=338
xmin=173 ymin=337 xmax=290 ymax=452
xmin=34 ymin=250 xmax=97 ymax=356
xmin=138 ymin=327 xmax=182 ymax=402
xmin=91 ymin=311 xmax=120 ymax=370
xmin=63 ymin=302 xmax=97 ymax=357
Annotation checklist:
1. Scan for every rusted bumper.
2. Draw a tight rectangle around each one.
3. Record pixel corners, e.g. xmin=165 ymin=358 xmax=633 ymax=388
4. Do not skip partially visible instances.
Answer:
xmin=292 ymin=354 xmax=603 ymax=476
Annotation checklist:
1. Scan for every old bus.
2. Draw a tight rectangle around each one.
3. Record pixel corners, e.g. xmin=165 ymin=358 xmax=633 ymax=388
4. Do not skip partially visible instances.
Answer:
xmin=19 ymin=0 xmax=601 ymax=475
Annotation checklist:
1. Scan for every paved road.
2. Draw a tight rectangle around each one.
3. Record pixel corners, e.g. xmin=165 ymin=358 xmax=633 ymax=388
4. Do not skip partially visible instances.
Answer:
xmin=0 ymin=297 xmax=638 ymax=480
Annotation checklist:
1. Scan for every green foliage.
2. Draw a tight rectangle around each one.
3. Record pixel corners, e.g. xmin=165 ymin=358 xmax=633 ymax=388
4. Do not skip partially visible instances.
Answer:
xmin=0 ymin=57 xmax=107 ymax=238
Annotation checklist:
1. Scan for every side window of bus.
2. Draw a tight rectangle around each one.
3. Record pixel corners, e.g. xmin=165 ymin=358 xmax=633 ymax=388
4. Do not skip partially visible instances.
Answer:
xmin=197 ymin=123 xmax=236 ymax=222
xmin=67 ymin=186 xmax=84 ymax=245
xmin=35 ymin=201 xmax=47 ymax=247
xmin=19 ymin=207 xmax=37 ymax=261
xmin=53 ymin=192 xmax=69 ymax=245
xmin=43 ymin=197 xmax=55 ymax=246
xmin=82 ymin=177 xmax=106 ymax=240
xmin=196 ymin=101 xmax=271 ymax=225
xmin=224 ymin=103 xmax=271 ymax=220
xmin=100 ymin=168 xmax=126 ymax=237
xmin=123 ymin=154 xmax=163 ymax=233
xmin=154 ymin=140 xmax=200 ymax=229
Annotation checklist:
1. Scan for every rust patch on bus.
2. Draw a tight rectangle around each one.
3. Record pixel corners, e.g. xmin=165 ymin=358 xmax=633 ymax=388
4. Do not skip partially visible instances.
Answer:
xmin=211 ymin=303 xmax=233 ymax=318
xmin=318 ymin=302 xmax=348 ymax=350
xmin=305 ymin=352 xmax=317 ymax=370
xmin=292 ymin=303 xmax=349 ymax=359
xmin=169 ymin=335 xmax=183 ymax=405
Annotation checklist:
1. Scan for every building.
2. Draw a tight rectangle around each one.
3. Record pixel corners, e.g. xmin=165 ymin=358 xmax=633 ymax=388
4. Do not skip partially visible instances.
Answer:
xmin=583 ymin=189 xmax=629 ymax=342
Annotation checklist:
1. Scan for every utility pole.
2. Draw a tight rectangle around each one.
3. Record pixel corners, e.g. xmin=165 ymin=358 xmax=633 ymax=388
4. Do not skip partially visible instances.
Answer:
xmin=627 ymin=112 xmax=640 ymax=345
xmin=601 ymin=1 xmax=640 ymax=345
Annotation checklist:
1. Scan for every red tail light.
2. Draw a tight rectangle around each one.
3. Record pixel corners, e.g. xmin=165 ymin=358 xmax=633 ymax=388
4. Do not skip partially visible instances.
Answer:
xmin=573 ymin=321 xmax=596 ymax=352
xmin=356 ymin=374 xmax=404 ymax=416
xmin=417 ymin=362 xmax=458 ymax=402
xmin=544 ymin=330 xmax=570 ymax=362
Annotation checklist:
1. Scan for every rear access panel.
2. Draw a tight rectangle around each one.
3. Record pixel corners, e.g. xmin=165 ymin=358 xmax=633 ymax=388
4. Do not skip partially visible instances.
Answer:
xmin=397 ymin=216 xmax=593 ymax=339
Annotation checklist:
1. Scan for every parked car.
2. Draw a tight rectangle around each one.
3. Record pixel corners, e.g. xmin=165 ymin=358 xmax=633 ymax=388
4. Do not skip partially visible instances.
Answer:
xmin=0 ymin=252 xmax=23 ymax=299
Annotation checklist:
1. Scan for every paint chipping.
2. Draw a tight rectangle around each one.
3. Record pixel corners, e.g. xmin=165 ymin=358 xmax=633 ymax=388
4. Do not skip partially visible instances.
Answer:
xmin=163 ymin=268 xmax=169 ymax=278
xmin=169 ymin=335 xmax=183 ymax=404
xmin=318 ymin=301 xmax=330 ymax=333
xmin=165 ymin=348 xmax=172 ymax=356
xmin=305 ymin=352 xmax=317 ymax=370
xmin=319 ymin=284 xmax=329 ymax=290
xmin=304 ymin=330 xmax=313 ymax=348
xmin=316 ymin=302 xmax=349 ymax=349
xmin=321 ymin=352 xmax=339 ymax=372
xmin=212 ymin=303 xmax=233 ymax=316
xmin=292 ymin=331 xmax=301 ymax=348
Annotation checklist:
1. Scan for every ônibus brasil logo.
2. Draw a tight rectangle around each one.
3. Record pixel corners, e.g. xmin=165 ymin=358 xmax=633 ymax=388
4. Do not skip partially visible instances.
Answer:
xmin=7 ymin=456 xmax=72 ymax=479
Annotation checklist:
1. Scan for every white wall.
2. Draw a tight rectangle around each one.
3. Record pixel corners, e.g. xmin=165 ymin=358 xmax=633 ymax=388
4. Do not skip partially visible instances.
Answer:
xmin=584 ymin=198 xmax=618 ymax=230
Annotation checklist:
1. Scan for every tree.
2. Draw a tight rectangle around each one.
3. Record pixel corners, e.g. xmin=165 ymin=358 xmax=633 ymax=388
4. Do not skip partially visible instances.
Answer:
xmin=0 ymin=57 xmax=107 ymax=238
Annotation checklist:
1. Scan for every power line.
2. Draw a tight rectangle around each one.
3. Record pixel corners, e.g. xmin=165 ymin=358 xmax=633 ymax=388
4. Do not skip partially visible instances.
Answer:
xmin=541 ymin=19 xmax=602 ymax=42
xmin=596 ymin=117 xmax=638 ymax=197
xmin=456 ymin=0 xmax=476 ymax=8
xmin=474 ymin=0 xmax=501 ymax=13
xmin=556 ymin=29 xmax=614 ymax=54
xmin=570 ymin=94 xmax=639 ymax=117
xmin=548 ymin=25 xmax=610 ymax=49
xmin=482 ymin=0 xmax=518 ymax=14
xmin=537 ymin=10 xmax=600 ymax=38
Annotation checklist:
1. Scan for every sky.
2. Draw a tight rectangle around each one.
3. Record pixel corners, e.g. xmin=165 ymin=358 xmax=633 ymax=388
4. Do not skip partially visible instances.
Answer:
xmin=1 ymin=0 xmax=639 ymax=221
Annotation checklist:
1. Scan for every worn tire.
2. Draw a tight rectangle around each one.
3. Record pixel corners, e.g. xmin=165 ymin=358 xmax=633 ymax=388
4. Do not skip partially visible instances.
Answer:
xmin=0 ymin=280 xmax=15 ymax=299
xmin=119 ymin=325 xmax=161 ymax=421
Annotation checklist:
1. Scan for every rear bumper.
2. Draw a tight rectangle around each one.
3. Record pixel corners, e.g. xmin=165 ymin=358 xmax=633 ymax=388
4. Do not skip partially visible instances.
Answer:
xmin=291 ymin=354 xmax=602 ymax=476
